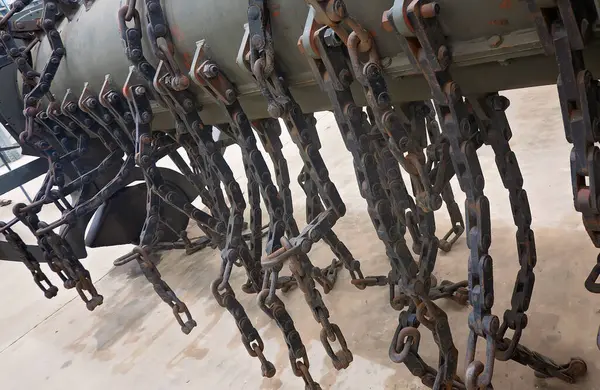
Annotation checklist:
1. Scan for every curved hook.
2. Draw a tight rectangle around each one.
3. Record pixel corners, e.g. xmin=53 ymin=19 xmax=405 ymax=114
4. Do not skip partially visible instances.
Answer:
xmin=389 ymin=326 xmax=420 ymax=363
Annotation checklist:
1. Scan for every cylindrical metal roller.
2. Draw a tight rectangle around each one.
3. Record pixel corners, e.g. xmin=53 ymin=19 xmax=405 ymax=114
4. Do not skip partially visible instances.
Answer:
xmin=29 ymin=0 xmax=600 ymax=129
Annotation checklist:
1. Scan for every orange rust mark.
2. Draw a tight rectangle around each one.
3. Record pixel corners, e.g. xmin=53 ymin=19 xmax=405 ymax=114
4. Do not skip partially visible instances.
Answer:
xmin=171 ymin=25 xmax=184 ymax=43
xmin=500 ymin=0 xmax=511 ymax=9
xmin=489 ymin=19 xmax=509 ymax=26
xmin=183 ymin=52 xmax=192 ymax=69
xmin=273 ymin=10 xmax=281 ymax=17
xmin=369 ymin=29 xmax=377 ymax=37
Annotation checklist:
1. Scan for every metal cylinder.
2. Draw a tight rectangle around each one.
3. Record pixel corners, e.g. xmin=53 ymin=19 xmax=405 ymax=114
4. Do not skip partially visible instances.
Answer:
xmin=30 ymin=0 xmax=600 ymax=129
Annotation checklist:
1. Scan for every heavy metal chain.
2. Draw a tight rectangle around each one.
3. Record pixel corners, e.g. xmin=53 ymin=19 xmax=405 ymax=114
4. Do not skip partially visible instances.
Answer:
xmin=257 ymin=287 xmax=321 ymax=389
xmin=247 ymin=0 xmax=387 ymax=291
xmin=264 ymin=237 xmax=354 ymax=369
xmin=212 ymin=276 xmax=276 ymax=378
xmin=189 ymin=50 xmax=288 ymax=256
xmin=524 ymin=0 xmax=600 ymax=350
xmin=298 ymin=15 xmax=429 ymax=376
xmin=468 ymin=93 xmax=537 ymax=361
xmin=192 ymin=42 xmax=354 ymax=373
xmin=300 ymin=3 xmax=469 ymax=387
xmin=389 ymin=306 xmax=466 ymax=389
xmin=121 ymin=1 xmax=289 ymax=371
xmin=385 ymin=0 xmax=588 ymax=387
xmin=122 ymin=75 xmax=198 ymax=333
xmin=0 ymin=0 xmax=114 ymax=308
xmin=0 ymin=221 xmax=58 ymax=298
xmin=118 ymin=4 xmax=227 ymax=242
xmin=14 ymin=201 xmax=104 ymax=310
xmin=252 ymin=118 xmax=343 ymax=292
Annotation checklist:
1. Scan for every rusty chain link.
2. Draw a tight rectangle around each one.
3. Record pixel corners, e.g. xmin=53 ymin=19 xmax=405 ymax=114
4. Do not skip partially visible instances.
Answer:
xmin=385 ymin=0 xmax=589 ymax=386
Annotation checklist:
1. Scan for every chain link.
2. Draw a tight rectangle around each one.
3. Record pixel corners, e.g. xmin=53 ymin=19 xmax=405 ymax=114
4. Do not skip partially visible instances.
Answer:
xmin=525 ymin=0 xmax=599 ymax=351
xmin=385 ymin=0 xmax=589 ymax=386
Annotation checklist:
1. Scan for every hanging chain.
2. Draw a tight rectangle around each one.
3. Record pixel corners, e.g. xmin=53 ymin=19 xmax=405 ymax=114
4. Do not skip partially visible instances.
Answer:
xmin=122 ymin=73 xmax=198 ymax=333
xmin=0 ymin=221 xmax=58 ymax=298
xmin=0 ymin=0 xmax=116 ymax=308
xmin=524 ymin=0 xmax=600 ymax=350
xmin=384 ymin=0 xmax=588 ymax=386
xmin=247 ymin=0 xmax=389 ymax=291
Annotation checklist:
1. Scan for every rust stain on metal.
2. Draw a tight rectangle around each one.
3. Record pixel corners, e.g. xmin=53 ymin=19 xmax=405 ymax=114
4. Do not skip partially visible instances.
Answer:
xmin=489 ymin=19 xmax=509 ymax=26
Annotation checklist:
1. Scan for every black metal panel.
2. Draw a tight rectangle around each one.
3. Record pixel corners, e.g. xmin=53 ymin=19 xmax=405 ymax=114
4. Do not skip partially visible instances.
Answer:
xmin=0 ymin=157 xmax=48 ymax=196
xmin=0 ymin=240 xmax=44 ymax=262
xmin=84 ymin=166 xmax=197 ymax=248
xmin=0 ymin=62 xmax=33 ymax=155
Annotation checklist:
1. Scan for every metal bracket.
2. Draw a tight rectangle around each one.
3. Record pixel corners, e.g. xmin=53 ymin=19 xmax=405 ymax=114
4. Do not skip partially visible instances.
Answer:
xmin=189 ymin=40 xmax=237 ymax=105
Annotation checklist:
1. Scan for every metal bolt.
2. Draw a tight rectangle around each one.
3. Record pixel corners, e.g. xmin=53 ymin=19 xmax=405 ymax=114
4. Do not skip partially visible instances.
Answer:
xmin=488 ymin=95 xmax=510 ymax=112
xmin=66 ymin=102 xmax=77 ymax=113
xmin=107 ymin=92 xmax=118 ymax=104
xmin=267 ymin=102 xmax=283 ymax=118
xmin=366 ymin=63 xmax=381 ymax=79
xmin=172 ymin=75 xmax=190 ymax=91
xmin=581 ymin=18 xmax=590 ymax=41
xmin=324 ymin=28 xmax=342 ymax=48
xmin=85 ymin=98 xmax=97 ymax=109
xmin=235 ymin=112 xmax=247 ymax=125
xmin=399 ymin=136 xmax=409 ymax=149
xmin=134 ymin=86 xmax=146 ymax=96
xmin=183 ymin=99 xmax=194 ymax=110
xmin=487 ymin=35 xmax=503 ymax=48
xmin=339 ymin=69 xmax=352 ymax=87
xmin=130 ymin=49 xmax=143 ymax=60
xmin=437 ymin=45 xmax=449 ymax=66
xmin=154 ymin=24 xmax=167 ymax=36
xmin=344 ymin=103 xmax=361 ymax=120
xmin=381 ymin=57 xmax=392 ymax=69
xmin=251 ymin=34 xmax=265 ymax=50
xmin=248 ymin=5 xmax=260 ymax=20
xmin=377 ymin=92 xmax=390 ymax=107
xmin=331 ymin=0 xmax=346 ymax=19
xmin=141 ymin=111 xmax=151 ymax=122
xmin=202 ymin=63 xmax=219 ymax=79
xmin=460 ymin=118 xmax=471 ymax=135
xmin=421 ymin=2 xmax=440 ymax=18
xmin=225 ymin=89 xmax=236 ymax=102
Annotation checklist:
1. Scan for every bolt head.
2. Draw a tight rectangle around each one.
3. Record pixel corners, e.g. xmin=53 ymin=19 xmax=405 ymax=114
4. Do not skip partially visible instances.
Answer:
xmin=267 ymin=102 xmax=283 ymax=118
xmin=323 ymin=28 xmax=342 ymax=48
xmin=85 ymin=98 xmax=97 ymax=109
xmin=202 ymin=63 xmax=219 ymax=79
xmin=488 ymin=35 xmax=503 ymax=48
xmin=248 ymin=5 xmax=260 ymax=20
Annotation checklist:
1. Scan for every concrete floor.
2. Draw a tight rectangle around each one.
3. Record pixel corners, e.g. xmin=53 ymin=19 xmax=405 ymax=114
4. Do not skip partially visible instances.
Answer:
xmin=0 ymin=85 xmax=598 ymax=390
